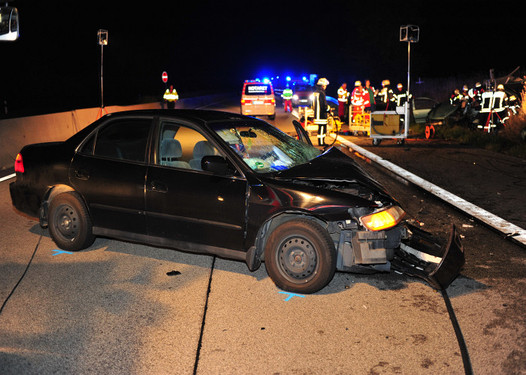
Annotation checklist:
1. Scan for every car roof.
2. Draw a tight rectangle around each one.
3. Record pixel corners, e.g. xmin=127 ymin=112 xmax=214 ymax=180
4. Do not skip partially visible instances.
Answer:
xmin=102 ymin=109 xmax=251 ymax=124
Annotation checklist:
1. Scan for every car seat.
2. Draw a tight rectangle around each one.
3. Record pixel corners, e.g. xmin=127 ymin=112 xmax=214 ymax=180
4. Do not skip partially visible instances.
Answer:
xmin=160 ymin=138 xmax=190 ymax=169
xmin=189 ymin=141 xmax=217 ymax=170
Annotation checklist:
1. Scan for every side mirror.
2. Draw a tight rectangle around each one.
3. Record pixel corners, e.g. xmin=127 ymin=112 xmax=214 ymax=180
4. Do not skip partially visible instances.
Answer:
xmin=201 ymin=155 xmax=233 ymax=175
xmin=0 ymin=6 xmax=19 ymax=41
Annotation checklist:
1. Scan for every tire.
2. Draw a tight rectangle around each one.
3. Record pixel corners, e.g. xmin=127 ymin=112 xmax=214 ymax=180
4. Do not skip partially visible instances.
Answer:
xmin=48 ymin=192 xmax=95 ymax=251
xmin=372 ymin=138 xmax=381 ymax=146
xmin=268 ymin=114 xmax=275 ymax=120
xmin=264 ymin=219 xmax=336 ymax=294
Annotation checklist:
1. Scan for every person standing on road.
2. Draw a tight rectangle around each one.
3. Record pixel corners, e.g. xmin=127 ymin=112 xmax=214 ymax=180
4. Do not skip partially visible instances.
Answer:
xmin=377 ymin=80 xmax=394 ymax=110
xmin=163 ymin=84 xmax=179 ymax=109
xmin=312 ymin=77 xmax=330 ymax=146
xmin=365 ymin=79 xmax=376 ymax=112
xmin=282 ymin=85 xmax=294 ymax=113
xmin=337 ymin=82 xmax=349 ymax=120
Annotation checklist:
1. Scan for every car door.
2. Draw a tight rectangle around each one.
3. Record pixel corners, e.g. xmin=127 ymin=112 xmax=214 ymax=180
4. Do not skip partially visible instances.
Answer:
xmin=145 ymin=120 xmax=247 ymax=251
xmin=70 ymin=117 xmax=152 ymax=235
xmin=292 ymin=119 xmax=313 ymax=145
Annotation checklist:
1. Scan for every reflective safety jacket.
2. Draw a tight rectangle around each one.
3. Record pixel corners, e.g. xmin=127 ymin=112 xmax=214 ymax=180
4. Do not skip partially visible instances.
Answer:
xmin=394 ymin=90 xmax=412 ymax=106
xmin=282 ymin=88 xmax=293 ymax=100
xmin=163 ymin=88 xmax=179 ymax=102
xmin=378 ymin=86 xmax=394 ymax=104
xmin=351 ymin=87 xmax=370 ymax=108
xmin=312 ymin=87 xmax=328 ymax=125
xmin=337 ymin=86 xmax=349 ymax=103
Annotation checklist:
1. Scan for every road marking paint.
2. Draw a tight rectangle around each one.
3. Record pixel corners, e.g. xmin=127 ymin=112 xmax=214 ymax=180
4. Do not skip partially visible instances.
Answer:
xmin=0 ymin=173 xmax=15 ymax=183
xmin=52 ymin=249 xmax=74 ymax=256
xmin=333 ymin=135 xmax=526 ymax=247
xmin=279 ymin=291 xmax=306 ymax=301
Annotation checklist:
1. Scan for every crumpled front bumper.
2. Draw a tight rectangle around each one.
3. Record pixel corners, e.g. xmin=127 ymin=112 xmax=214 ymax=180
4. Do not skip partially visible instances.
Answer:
xmin=392 ymin=223 xmax=465 ymax=290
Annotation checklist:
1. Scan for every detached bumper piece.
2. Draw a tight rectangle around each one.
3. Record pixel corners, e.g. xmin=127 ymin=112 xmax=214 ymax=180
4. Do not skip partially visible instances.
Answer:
xmin=392 ymin=223 xmax=464 ymax=290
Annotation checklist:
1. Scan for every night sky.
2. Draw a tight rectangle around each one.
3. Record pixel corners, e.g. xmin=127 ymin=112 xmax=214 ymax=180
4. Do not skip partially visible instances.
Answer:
xmin=1 ymin=0 xmax=523 ymax=116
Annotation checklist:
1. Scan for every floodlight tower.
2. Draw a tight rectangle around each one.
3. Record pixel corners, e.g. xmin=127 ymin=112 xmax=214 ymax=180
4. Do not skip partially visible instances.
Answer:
xmin=97 ymin=29 xmax=108 ymax=118
xmin=399 ymin=25 xmax=419 ymax=137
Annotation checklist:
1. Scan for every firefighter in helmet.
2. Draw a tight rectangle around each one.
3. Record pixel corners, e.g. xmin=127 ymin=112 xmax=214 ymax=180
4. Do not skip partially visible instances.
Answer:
xmin=450 ymin=89 xmax=462 ymax=105
xmin=377 ymin=80 xmax=394 ymax=110
xmin=312 ymin=77 xmax=330 ymax=146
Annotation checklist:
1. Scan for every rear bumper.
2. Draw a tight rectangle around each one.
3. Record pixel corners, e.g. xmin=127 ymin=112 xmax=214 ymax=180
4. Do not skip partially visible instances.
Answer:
xmin=241 ymin=104 xmax=275 ymax=116
xmin=392 ymin=223 xmax=464 ymax=290
xmin=9 ymin=181 xmax=40 ymax=218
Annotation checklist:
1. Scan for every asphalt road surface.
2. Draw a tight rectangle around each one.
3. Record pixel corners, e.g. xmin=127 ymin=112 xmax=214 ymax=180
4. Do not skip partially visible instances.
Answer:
xmin=0 ymin=98 xmax=525 ymax=374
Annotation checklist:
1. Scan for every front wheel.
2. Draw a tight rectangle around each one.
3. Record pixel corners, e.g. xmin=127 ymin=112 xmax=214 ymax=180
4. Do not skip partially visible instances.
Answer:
xmin=48 ymin=191 xmax=95 ymax=251
xmin=264 ymin=219 xmax=336 ymax=294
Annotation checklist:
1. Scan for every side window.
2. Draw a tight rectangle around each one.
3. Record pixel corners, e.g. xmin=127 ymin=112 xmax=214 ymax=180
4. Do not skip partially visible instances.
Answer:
xmin=157 ymin=122 xmax=219 ymax=170
xmin=94 ymin=119 xmax=151 ymax=162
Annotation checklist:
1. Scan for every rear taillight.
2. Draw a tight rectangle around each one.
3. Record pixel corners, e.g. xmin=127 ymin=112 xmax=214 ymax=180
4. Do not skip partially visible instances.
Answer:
xmin=264 ymin=99 xmax=275 ymax=105
xmin=14 ymin=153 xmax=24 ymax=173
xmin=241 ymin=99 xmax=252 ymax=105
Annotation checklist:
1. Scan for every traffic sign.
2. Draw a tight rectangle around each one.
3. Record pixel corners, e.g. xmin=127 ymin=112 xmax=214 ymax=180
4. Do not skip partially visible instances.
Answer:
xmin=162 ymin=71 xmax=168 ymax=83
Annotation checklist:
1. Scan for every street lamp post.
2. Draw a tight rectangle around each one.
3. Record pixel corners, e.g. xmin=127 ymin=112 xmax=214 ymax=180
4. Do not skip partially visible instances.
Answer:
xmin=97 ymin=29 xmax=108 ymax=118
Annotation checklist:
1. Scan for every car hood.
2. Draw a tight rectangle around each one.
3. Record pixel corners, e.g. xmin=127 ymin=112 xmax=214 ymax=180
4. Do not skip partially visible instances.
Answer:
xmin=263 ymin=147 xmax=397 ymax=209
xmin=427 ymin=102 xmax=459 ymax=121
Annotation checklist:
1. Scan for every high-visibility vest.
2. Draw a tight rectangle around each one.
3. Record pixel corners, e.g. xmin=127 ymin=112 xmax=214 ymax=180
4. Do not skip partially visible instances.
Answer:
xmin=338 ymin=87 xmax=349 ymax=102
xmin=282 ymin=88 xmax=293 ymax=100
xmin=164 ymin=89 xmax=179 ymax=102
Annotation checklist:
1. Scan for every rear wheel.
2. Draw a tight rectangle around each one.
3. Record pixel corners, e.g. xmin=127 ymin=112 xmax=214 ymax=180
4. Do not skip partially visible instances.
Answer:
xmin=264 ymin=219 xmax=336 ymax=294
xmin=48 ymin=192 xmax=95 ymax=251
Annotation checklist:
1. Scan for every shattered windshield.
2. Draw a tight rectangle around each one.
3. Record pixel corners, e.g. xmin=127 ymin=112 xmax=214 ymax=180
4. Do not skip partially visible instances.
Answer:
xmin=212 ymin=120 xmax=321 ymax=173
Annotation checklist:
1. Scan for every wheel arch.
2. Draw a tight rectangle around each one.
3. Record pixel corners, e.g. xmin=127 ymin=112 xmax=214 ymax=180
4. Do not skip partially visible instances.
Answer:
xmin=39 ymin=184 xmax=79 ymax=228
xmin=255 ymin=212 xmax=329 ymax=262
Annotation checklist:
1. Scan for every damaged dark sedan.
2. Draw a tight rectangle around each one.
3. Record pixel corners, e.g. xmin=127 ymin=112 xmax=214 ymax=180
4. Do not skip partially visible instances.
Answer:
xmin=10 ymin=110 xmax=464 ymax=293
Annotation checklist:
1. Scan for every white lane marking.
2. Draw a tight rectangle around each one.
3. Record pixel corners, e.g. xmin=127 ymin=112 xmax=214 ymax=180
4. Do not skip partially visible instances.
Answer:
xmin=0 ymin=173 xmax=15 ymax=183
xmin=333 ymin=135 xmax=526 ymax=246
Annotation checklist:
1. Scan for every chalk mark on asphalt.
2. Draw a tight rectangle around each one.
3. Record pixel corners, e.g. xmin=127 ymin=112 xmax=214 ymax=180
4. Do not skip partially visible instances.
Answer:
xmin=52 ymin=249 xmax=74 ymax=256
xmin=279 ymin=291 xmax=306 ymax=301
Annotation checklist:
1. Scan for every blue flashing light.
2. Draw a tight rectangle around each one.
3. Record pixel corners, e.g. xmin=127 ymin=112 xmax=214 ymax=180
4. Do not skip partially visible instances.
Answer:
xmin=302 ymin=76 xmax=308 ymax=82
xmin=263 ymin=77 xmax=270 ymax=84
xmin=286 ymin=76 xmax=291 ymax=82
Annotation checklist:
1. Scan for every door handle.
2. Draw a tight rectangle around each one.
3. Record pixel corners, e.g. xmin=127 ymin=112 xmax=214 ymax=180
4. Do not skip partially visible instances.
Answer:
xmin=74 ymin=169 xmax=90 ymax=180
xmin=149 ymin=180 xmax=168 ymax=193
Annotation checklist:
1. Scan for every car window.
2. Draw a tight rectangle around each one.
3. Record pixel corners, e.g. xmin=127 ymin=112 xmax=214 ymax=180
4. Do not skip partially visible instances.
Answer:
xmin=244 ymin=84 xmax=272 ymax=96
xmin=93 ymin=118 xmax=151 ymax=162
xmin=157 ymin=122 xmax=220 ymax=170
xmin=211 ymin=120 xmax=320 ymax=173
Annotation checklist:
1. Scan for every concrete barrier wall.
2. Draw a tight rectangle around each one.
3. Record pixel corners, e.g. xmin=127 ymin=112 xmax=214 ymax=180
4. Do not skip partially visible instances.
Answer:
xmin=0 ymin=94 xmax=229 ymax=171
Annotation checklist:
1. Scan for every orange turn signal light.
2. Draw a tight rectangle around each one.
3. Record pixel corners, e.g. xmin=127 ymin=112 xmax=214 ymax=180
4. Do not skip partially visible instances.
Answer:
xmin=360 ymin=206 xmax=405 ymax=231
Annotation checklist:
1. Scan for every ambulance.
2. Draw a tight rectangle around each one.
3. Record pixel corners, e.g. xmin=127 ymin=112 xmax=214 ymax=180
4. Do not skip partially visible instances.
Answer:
xmin=241 ymin=80 xmax=276 ymax=120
